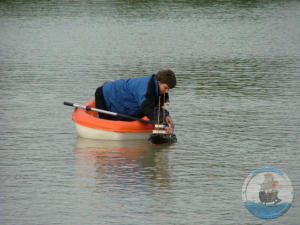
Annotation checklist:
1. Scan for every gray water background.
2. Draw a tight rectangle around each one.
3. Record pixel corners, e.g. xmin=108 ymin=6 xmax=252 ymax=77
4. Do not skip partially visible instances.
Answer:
xmin=1 ymin=0 xmax=300 ymax=224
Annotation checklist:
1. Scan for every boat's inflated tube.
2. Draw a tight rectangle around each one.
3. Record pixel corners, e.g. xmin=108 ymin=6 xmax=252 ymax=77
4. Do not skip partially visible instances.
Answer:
xmin=72 ymin=100 xmax=154 ymax=133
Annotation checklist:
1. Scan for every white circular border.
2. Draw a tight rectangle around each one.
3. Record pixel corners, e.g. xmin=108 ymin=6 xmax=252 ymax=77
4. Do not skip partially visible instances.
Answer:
xmin=242 ymin=168 xmax=294 ymax=219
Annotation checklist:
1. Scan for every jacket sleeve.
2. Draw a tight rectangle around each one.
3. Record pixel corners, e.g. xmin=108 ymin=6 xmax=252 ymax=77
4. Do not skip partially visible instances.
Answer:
xmin=140 ymin=78 xmax=170 ymax=122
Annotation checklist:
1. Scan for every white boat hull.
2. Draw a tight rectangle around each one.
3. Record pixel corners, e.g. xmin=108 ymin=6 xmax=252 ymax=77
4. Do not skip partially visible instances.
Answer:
xmin=75 ymin=123 xmax=152 ymax=140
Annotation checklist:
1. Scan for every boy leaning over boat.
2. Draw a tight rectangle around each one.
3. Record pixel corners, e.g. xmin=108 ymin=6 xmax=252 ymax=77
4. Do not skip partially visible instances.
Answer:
xmin=95 ymin=69 xmax=176 ymax=134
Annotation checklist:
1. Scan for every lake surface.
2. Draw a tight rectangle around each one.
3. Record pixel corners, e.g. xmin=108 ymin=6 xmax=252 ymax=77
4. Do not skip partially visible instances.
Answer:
xmin=1 ymin=0 xmax=299 ymax=224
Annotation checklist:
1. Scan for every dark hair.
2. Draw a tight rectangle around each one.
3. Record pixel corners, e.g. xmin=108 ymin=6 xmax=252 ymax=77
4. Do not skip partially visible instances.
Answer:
xmin=155 ymin=69 xmax=176 ymax=88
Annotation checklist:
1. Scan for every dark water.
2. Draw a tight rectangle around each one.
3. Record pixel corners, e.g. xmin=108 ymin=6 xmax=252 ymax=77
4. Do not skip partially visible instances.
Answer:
xmin=1 ymin=0 xmax=299 ymax=224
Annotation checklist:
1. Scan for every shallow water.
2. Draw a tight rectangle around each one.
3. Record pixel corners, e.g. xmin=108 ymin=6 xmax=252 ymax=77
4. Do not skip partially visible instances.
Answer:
xmin=1 ymin=0 xmax=300 ymax=224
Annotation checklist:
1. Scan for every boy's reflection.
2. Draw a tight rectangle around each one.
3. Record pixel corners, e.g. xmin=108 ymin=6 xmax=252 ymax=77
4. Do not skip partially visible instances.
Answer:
xmin=75 ymin=137 xmax=171 ymax=189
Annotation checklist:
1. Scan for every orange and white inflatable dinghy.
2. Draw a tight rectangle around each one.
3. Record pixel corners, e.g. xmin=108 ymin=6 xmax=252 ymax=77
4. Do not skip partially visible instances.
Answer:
xmin=72 ymin=100 xmax=154 ymax=140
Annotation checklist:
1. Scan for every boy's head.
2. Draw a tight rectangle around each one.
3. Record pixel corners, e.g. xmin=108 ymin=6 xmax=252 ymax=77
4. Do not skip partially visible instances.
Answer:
xmin=155 ymin=69 xmax=176 ymax=94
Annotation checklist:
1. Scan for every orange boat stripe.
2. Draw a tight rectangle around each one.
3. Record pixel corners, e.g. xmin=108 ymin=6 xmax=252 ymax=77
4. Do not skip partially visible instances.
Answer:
xmin=72 ymin=100 xmax=154 ymax=133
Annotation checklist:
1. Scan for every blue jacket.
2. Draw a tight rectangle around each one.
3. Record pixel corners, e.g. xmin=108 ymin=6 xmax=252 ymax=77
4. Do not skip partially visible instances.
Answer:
xmin=102 ymin=74 xmax=169 ymax=121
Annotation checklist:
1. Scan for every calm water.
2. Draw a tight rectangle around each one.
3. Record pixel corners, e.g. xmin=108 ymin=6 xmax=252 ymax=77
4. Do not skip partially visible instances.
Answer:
xmin=1 ymin=0 xmax=300 ymax=224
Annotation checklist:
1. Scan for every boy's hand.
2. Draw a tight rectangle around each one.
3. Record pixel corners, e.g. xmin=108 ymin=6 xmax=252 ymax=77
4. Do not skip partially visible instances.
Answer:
xmin=165 ymin=116 xmax=175 ymax=134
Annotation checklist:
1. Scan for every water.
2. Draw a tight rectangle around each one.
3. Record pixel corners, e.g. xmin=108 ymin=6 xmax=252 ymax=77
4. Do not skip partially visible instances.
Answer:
xmin=1 ymin=0 xmax=300 ymax=224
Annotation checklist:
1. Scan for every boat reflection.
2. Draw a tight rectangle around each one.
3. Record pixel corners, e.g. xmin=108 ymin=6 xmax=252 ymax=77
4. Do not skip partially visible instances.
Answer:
xmin=75 ymin=137 xmax=171 ymax=188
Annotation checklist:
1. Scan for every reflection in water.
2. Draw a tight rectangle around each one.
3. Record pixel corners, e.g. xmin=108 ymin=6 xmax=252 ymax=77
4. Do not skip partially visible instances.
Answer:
xmin=75 ymin=137 xmax=171 ymax=189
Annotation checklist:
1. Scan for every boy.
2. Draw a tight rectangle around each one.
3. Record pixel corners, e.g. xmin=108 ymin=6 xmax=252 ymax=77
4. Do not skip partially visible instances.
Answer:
xmin=95 ymin=69 xmax=176 ymax=134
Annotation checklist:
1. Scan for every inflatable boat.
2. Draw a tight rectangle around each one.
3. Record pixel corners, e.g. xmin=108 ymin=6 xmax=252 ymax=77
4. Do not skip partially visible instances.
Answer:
xmin=71 ymin=100 xmax=154 ymax=140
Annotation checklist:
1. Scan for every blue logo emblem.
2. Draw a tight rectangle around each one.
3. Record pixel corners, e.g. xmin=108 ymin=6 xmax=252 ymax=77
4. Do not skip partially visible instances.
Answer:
xmin=242 ymin=168 xmax=294 ymax=219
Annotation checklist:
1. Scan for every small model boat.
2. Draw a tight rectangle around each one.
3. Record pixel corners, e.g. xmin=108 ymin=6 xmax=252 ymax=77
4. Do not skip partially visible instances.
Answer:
xmin=149 ymin=132 xmax=177 ymax=144
xmin=148 ymin=96 xmax=177 ymax=144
